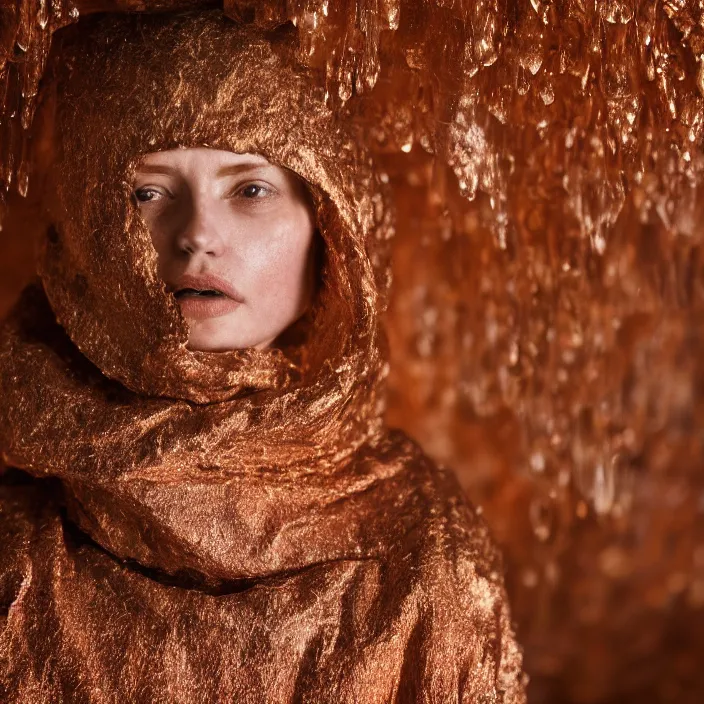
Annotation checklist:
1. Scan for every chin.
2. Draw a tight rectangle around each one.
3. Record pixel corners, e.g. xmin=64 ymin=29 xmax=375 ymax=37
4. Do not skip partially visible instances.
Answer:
xmin=183 ymin=315 xmax=284 ymax=352
xmin=185 ymin=328 xmax=273 ymax=352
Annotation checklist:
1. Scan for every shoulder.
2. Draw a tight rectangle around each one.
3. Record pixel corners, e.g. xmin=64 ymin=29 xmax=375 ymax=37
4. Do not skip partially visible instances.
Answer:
xmin=367 ymin=427 xmax=528 ymax=703
xmin=370 ymin=426 xmax=503 ymax=572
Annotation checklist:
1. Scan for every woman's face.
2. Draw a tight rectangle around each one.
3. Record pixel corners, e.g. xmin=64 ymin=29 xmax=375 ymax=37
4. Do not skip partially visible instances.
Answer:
xmin=132 ymin=148 xmax=317 ymax=352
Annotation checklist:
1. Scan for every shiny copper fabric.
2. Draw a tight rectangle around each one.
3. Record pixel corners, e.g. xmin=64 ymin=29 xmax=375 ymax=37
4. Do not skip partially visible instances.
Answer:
xmin=0 ymin=11 xmax=527 ymax=702
xmin=3 ymin=1 xmax=704 ymax=702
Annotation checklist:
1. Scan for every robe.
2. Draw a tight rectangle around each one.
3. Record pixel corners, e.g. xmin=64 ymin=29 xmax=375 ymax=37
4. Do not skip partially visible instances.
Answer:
xmin=0 ymin=10 xmax=527 ymax=703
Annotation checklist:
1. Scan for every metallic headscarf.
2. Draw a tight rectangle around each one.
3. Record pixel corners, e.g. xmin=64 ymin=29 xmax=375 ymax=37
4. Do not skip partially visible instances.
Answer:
xmin=2 ymin=10 xmax=394 ymax=472
xmin=0 ymin=8 xmax=399 ymax=582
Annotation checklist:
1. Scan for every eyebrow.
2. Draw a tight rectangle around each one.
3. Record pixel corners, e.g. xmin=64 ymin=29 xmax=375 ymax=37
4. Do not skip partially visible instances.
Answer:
xmin=135 ymin=164 xmax=179 ymax=176
xmin=134 ymin=160 xmax=272 ymax=177
xmin=215 ymin=162 xmax=272 ymax=177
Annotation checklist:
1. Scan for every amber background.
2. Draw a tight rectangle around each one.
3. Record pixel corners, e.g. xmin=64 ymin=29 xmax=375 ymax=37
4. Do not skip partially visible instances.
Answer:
xmin=3 ymin=0 xmax=704 ymax=702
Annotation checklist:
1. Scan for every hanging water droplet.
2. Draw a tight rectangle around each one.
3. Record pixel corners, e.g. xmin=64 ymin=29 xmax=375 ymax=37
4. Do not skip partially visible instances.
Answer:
xmin=601 ymin=1 xmax=634 ymax=24
xmin=37 ymin=0 xmax=49 ymax=30
xmin=695 ymin=58 xmax=704 ymax=98
xmin=529 ymin=451 xmax=546 ymax=473
xmin=529 ymin=494 xmax=554 ymax=542
xmin=540 ymin=83 xmax=555 ymax=105
xmin=591 ymin=231 xmax=607 ymax=255
xmin=592 ymin=459 xmax=616 ymax=516
xmin=383 ymin=0 xmax=400 ymax=31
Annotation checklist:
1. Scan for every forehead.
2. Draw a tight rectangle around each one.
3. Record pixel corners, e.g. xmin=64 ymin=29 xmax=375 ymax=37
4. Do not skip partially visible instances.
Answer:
xmin=137 ymin=148 xmax=273 ymax=172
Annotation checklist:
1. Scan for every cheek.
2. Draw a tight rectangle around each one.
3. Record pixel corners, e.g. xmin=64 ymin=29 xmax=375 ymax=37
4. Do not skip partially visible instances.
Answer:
xmin=141 ymin=211 xmax=172 ymax=264
xmin=241 ymin=209 xmax=314 ymax=306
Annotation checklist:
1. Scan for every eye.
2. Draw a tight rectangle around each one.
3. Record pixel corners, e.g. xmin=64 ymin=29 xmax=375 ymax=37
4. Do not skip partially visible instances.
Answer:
xmin=236 ymin=183 xmax=271 ymax=199
xmin=133 ymin=187 xmax=167 ymax=204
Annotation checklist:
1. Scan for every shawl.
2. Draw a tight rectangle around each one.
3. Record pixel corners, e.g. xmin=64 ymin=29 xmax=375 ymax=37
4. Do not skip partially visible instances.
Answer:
xmin=0 ymin=11 xmax=527 ymax=703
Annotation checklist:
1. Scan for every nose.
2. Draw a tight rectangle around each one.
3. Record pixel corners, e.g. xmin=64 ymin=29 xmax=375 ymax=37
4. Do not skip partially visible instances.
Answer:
xmin=174 ymin=194 xmax=226 ymax=257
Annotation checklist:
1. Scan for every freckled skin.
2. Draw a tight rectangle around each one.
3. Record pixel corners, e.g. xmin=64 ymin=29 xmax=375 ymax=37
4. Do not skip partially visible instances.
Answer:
xmin=133 ymin=148 xmax=318 ymax=352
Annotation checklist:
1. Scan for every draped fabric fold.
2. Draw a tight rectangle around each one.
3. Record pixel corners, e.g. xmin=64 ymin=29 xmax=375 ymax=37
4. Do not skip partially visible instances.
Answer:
xmin=0 ymin=10 xmax=526 ymax=702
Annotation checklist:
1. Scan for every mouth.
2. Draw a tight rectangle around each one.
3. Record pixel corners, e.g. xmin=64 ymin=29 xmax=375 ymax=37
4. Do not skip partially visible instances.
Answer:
xmin=168 ymin=273 xmax=246 ymax=303
xmin=167 ymin=275 xmax=245 ymax=320
xmin=174 ymin=288 xmax=226 ymax=299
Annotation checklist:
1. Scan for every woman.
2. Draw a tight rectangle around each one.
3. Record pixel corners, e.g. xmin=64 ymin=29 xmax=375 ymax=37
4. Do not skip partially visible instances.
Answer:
xmin=0 ymin=10 xmax=527 ymax=703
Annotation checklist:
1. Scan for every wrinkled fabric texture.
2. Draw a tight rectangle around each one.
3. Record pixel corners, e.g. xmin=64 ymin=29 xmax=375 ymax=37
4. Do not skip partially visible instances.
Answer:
xmin=0 ymin=11 xmax=527 ymax=703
